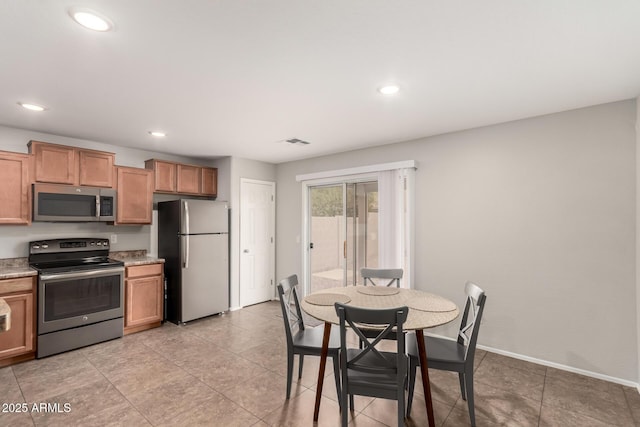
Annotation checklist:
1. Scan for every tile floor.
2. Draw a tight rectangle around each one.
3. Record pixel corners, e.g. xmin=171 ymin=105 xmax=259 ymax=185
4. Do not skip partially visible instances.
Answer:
xmin=1 ymin=301 xmax=639 ymax=426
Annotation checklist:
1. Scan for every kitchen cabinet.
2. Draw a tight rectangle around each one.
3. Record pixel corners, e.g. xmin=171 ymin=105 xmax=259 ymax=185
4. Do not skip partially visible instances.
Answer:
xmin=28 ymin=140 xmax=114 ymax=187
xmin=145 ymin=159 xmax=176 ymax=193
xmin=200 ymin=167 xmax=218 ymax=196
xmin=115 ymin=166 xmax=154 ymax=224
xmin=78 ymin=149 xmax=114 ymax=187
xmin=0 ymin=150 xmax=31 ymax=225
xmin=176 ymin=164 xmax=200 ymax=194
xmin=145 ymin=158 xmax=217 ymax=196
xmin=0 ymin=277 xmax=36 ymax=367
xmin=124 ymin=263 xmax=164 ymax=334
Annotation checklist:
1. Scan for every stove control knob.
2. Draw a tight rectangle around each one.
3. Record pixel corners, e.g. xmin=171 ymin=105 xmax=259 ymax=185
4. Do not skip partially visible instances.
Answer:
xmin=42 ymin=244 xmax=48 ymax=249
xmin=33 ymin=245 xmax=40 ymax=249
xmin=96 ymin=242 xmax=102 ymax=246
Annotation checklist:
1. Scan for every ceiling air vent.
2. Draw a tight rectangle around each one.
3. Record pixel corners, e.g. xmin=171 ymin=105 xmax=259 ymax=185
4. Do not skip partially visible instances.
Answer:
xmin=286 ymin=138 xmax=310 ymax=145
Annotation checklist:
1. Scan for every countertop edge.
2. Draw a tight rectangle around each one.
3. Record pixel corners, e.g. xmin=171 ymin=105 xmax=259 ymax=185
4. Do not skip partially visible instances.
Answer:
xmin=122 ymin=257 xmax=165 ymax=267
xmin=0 ymin=268 xmax=38 ymax=280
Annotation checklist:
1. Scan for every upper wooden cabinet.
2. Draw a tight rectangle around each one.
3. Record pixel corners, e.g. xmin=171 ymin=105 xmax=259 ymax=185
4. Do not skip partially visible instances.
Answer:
xmin=115 ymin=166 xmax=153 ymax=224
xmin=145 ymin=159 xmax=217 ymax=197
xmin=79 ymin=150 xmax=114 ymax=187
xmin=145 ymin=159 xmax=176 ymax=193
xmin=28 ymin=140 xmax=114 ymax=187
xmin=0 ymin=151 xmax=31 ymax=225
xmin=200 ymin=167 xmax=218 ymax=196
xmin=176 ymin=164 xmax=200 ymax=194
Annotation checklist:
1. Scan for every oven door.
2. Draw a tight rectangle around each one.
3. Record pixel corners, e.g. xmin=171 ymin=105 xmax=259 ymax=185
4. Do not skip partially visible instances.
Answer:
xmin=38 ymin=267 xmax=124 ymax=334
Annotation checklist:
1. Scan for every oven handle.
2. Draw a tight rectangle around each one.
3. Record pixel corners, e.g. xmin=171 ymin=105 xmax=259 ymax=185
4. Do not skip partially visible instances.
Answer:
xmin=40 ymin=267 xmax=124 ymax=281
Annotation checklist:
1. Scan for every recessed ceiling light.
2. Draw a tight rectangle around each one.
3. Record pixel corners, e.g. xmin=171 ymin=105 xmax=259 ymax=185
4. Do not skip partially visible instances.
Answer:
xmin=378 ymin=85 xmax=400 ymax=95
xmin=149 ymin=131 xmax=166 ymax=137
xmin=18 ymin=102 xmax=47 ymax=112
xmin=68 ymin=8 xmax=113 ymax=32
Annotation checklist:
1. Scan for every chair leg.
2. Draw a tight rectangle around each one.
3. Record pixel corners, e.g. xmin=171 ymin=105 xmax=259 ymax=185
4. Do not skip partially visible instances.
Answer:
xmin=406 ymin=358 xmax=417 ymax=416
xmin=286 ymin=352 xmax=294 ymax=399
xmin=349 ymin=394 xmax=354 ymax=411
xmin=464 ymin=370 xmax=476 ymax=427
xmin=458 ymin=372 xmax=467 ymax=401
xmin=332 ymin=355 xmax=342 ymax=410
xmin=341 ymin=386 xmax=349 ymax=427
xmin=398 ymin=379 xmax=406 ymax=427
xmin=298 ymin=354 xmax=304 ymax=379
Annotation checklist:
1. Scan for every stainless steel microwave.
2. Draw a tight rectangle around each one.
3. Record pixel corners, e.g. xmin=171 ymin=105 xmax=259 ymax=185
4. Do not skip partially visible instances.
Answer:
xmin=33 ymin=183 xmax=116 ymax=222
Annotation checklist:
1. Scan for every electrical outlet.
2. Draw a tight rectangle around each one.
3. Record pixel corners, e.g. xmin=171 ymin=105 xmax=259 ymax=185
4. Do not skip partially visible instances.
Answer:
xmin=110 ymin=234 xmax=117 ymax=244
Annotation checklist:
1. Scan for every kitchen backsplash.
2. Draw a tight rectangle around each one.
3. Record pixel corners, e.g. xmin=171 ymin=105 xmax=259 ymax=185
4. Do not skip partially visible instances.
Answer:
xmin=0 ymin=257 xmax=28 ymax=268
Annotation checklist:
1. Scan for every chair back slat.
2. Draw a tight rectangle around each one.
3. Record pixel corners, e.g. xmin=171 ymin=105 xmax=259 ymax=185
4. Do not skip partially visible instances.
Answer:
xmin=361 ymin=268 xmax=403 ymax=287
xmin=335 ymin=303 xmax=408 ymax=375
xmin=457 ymin=281 xmax=487 ymax=359
xmin=277 ymin=275 xmax=305 ymax=346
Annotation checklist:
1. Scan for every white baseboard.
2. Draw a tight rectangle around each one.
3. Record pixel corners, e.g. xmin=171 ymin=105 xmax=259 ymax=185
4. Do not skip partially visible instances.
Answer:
xmin=229 ymin=306 xmax=242 ymax=311
xmin=425 ymin=332 xmax=639 ymax=389
xmin=476 ymin=343 xmax=639 ymax=388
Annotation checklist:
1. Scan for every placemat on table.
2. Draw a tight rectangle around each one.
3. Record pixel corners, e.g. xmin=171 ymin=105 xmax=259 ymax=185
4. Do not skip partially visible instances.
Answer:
xmin=356 ymin=286 xmax=400 ymax=296
xmin=304 ymin=293 xmax=351 ymax=306
xmin=407 ymin=296 xmax=457 ymax=312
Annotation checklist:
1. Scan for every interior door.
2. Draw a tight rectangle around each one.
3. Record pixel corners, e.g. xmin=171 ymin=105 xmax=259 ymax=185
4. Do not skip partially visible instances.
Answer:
xmin=239 ymin=179 xmax=275 ymax=306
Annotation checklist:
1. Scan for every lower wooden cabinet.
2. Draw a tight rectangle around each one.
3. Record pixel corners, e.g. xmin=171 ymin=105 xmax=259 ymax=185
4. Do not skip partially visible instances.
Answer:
xmin=0 ymin=277 xmax=36 ymax=367
xmin=124 ymin=263 xmax=164 ymax=334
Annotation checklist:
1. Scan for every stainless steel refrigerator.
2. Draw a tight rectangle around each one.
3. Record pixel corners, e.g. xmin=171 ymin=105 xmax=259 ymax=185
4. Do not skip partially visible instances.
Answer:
xmin=158 ymin=199 xmax=229 ymax=324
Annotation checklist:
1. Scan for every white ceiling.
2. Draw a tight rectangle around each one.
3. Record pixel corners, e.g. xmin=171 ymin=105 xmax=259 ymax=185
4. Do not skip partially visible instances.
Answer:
xmin=1 ymin=1 xmax=639 ymax=164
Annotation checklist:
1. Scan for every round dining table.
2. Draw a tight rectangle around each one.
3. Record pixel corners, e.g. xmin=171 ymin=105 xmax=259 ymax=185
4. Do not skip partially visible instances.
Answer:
xmin=301 ymin=285 xmax=459 ymax=427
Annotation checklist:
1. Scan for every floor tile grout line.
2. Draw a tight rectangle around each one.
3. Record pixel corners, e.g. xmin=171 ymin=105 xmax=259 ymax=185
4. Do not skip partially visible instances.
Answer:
xmin=9 ymin=365 xmax=37 ymax=427
xmin=622 ymin=386 xmax=637 ymax=425
xmin=81 ymin=344 xmax=158 ymax=427
xmin=138 ymin=322 xmax=302 ymax=424
xmin=537 ymin=367 xmax=547 ymax=427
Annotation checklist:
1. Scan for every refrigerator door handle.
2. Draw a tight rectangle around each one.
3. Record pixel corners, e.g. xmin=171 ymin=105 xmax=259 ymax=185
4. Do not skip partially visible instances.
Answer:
xmin=184 ymin=201 xmax=190 ymax=235
xmin=184 ymin=235 xmax=189 ymax=268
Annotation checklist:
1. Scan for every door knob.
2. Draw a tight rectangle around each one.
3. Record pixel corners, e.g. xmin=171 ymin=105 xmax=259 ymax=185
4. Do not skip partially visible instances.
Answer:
xmin=243 ymin=249 xmax=249 ymax=253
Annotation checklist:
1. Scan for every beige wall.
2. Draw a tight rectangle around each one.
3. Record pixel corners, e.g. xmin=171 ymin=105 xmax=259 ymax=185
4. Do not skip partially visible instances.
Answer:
xmin=276 ymin=100 xmax=637 ymax=382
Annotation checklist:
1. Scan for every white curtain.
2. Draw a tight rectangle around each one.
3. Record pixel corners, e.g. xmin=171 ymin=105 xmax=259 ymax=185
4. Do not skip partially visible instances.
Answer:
xmin=378 ymin=168 xmax=415 ymax=288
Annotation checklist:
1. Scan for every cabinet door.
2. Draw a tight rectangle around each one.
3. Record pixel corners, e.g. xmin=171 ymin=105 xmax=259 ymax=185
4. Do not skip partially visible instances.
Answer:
xmin=200 ymin=167 xmax=217 ymax=196
xmin=146 ymin=160 xmax=176 ymax=193
xmin=116 ymin=167 xmax=153 ymax=224
xmin=29 ymin=141 xmax=76 ymax=184
xmin=79 ymin=150 xmax=114 ymax=187
xmin=0 ymin=293 xmax=34 ymax=359
xmin=177 ymin=164 xmax=200 ymax=194
xmin=0 ymin=151 xmax=31 ymax=224
xmin=125 ymin=275 xmax=163 ymax=327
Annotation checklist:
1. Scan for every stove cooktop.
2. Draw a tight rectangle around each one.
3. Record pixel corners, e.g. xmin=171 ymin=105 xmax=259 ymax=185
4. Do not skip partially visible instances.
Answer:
xmin=28 ymin=238 xmax=124 ymax=274
xmin=30 ymin=257 xmax=124 ymax=274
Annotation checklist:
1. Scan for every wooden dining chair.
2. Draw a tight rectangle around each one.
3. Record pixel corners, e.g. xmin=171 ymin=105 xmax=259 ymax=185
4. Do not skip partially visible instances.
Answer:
xmin=406 ymin=281 xmax=487 ymax=427
xmin=276 ymin=275 xmax=342 ymax=403
xmin=361 ymin=268 xmax=403 ymax=287
xmin=360 ymin=268 xmax=404 ymax=345
xmin=334 ymin=302 xmax=409 ymax=427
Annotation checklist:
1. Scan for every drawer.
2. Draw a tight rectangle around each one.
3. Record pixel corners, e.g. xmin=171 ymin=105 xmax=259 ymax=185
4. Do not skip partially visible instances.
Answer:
xmin=0 ymin=277 xmax=34 ymax=295
xmin=126 ymin=263 xmax=163 ymax=279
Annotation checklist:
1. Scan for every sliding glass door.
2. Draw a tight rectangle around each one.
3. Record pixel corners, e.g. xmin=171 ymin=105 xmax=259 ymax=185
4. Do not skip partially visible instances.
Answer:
xmin=308 ymin=180 xmax=378 ymax=293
